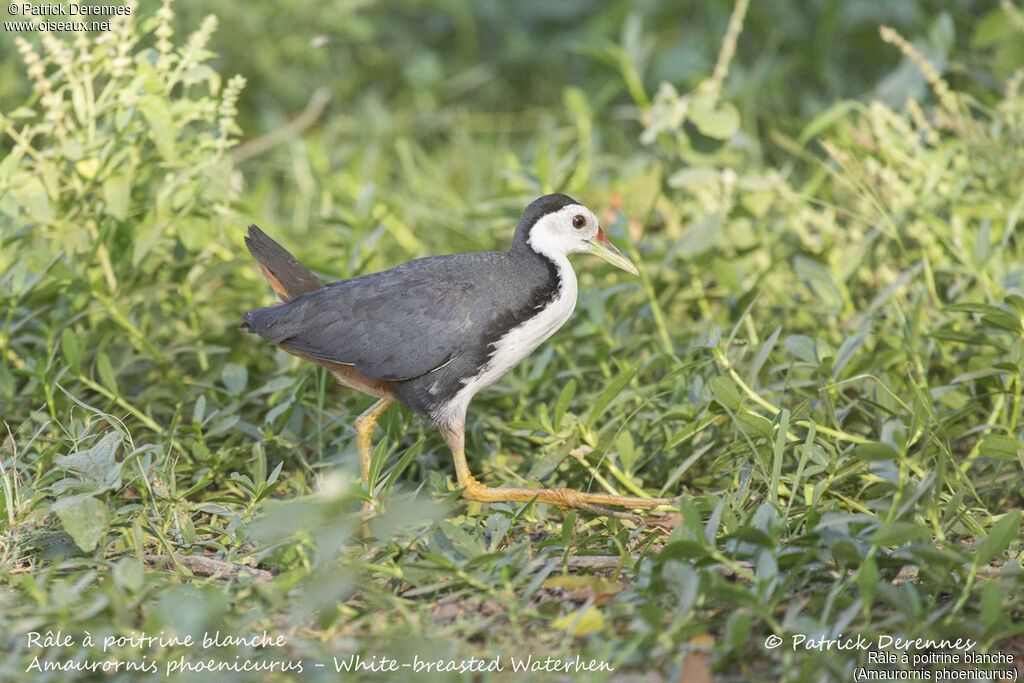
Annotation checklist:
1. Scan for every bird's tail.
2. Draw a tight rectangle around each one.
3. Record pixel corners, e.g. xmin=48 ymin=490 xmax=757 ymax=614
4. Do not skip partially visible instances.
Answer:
xmin=241 ymin=225 xmax=325 ymax=331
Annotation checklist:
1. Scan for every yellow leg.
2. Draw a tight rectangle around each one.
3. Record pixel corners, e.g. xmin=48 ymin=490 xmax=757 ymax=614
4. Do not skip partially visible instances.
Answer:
xmin=440 ymin=425 xmax=679 ymax=521
xmin=354 ymin=398 xmax=394 ymax=511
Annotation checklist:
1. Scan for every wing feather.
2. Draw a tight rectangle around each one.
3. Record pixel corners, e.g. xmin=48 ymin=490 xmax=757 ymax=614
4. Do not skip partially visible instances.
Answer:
xmin=245 ymin=252 xmax=515 ymax=381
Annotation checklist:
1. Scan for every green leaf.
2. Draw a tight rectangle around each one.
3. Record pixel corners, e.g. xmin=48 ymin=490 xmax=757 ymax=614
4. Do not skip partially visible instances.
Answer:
xmin=709 ymin=375 xmax=742 ymax=411
xmin=667 ymin=166 xmax=718 ymax=188
xmin=979 ymin=435 xmax=1022 ymax=460
xmin=853 ymin=442 xmax=900 ymax=462
xmin=665 ymin=415 xmax=718 ymax=450
xmin=75 ymin=158 xmax=100 ymax=180
xmin=181 ymin=64 xmax=219 ymax=89
xmin=11 ymin=175 xmax=53 ymax=223
xmin=677 ymin=212 xmax=722 ymax=256
xmin=727 ymin=612 xmax=752 ymax=652
xmin=586 ymin=365 xmax=637 ymax=429
xmin=138 ymin=95 xmax=178 ymax=161
xmin=797 ymin=100 xmax=860 ymax=145
xmin=552 ymin=378 xmax=576 ymax=429
xmin=980 ymin=310 xmax=1022 ymax=334
xmin=113 ymin=557 xmax=145 ymax=592
xmin=711 ymin=257 xmax=741 ymax=294
xmin=52 ymin=495 xmax=109 ymax=552
xmin=616 ymin=430 xmax=637 ymax=474
xmin=928 ymin=328 xmax=1008 ymax=350
xmin=552 ymin=606 xmax=604 ymax=636
xmin=221 ymin=362 xmax=248 ymax=396
xmin=53 ymin=431 xmax=123 ymax=493
xmin=96 ymin=352 xmax=119 ymax=395
xmin=688 ymin=91 xmax=740 ymax=140
xmin=858 ymin=556 xmax=879 ymax=609
xmin=736 ymin=412 xmax=773 ymax=439
xmin=61 ymin=328 xmax=81 ymax=373
xmin=749 ymin=326 xmax=781 ymax=384
xmin=619 ymin=163 xmax=662 ymax=217
xmin=729 ymin=526 xmax=773 ymax=547
xmin=102 ymin=172 xmax=132 ymax=221
xmin=981 ymin=579 xmax=1001 ymax=630
xmin=945 ymin=302 xmax=1010 ymax=316
xmin=871 ymin=521 xmax=930 ymax=546
xmin=0 ymin=363 xmax=13 ymax=399
xmin=1005 ymin=294 xmax=1024 ymax=317
xmin=974 ymin=510 xmax=1022 ymax=565
xmin=833 ymin=324 xmax=869 ymax=377
xmin=784 ymin=335 xmax=817 ymax=364
xmin=794 ymin=256 xmax=843 ymax=311
xmin=831 ymin=541 xmax=862 ymax=567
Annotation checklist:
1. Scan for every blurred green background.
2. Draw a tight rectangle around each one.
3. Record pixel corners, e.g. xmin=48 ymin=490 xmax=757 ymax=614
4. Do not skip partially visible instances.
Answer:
xmin=2 ymin=0 xmax=1023 ymax=680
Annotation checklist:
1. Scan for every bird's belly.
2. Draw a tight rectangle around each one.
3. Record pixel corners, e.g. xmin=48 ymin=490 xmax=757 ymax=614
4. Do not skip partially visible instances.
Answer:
xmin=480 ymin=289 xmax=576 ymax=385
xmin=430 ymin=272 xmax=577 ymax=427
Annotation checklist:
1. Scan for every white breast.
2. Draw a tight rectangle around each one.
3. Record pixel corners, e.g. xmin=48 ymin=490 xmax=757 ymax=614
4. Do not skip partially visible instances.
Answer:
xmin=431 ymin=255 xmax=577 ymax=428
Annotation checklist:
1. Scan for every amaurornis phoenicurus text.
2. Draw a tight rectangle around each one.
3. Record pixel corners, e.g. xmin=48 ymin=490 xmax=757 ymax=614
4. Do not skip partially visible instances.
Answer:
xmin=242 ymin=194 xmax=679 ymax=519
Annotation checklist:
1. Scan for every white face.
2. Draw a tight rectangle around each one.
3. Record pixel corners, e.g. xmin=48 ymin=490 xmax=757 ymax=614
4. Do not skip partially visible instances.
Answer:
xmin=527 ymin=204 xmax=601 ymax=257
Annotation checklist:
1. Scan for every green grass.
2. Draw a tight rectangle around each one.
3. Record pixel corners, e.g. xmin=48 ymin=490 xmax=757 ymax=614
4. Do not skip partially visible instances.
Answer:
xmin=2 ymin=2 xmax=1023 ymax=681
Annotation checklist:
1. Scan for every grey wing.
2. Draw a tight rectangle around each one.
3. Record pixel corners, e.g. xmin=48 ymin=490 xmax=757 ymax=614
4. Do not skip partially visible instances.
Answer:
xmin=244 ymin=255 xmax=500 ymax=381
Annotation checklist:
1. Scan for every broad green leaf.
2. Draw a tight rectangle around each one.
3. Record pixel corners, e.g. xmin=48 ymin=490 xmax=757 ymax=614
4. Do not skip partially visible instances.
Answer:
xmin=485 ymin=513 xmax=511 ymax=553
xmin=103 ymin=172 xmax=132 ymax=220
xmin=981 ymin=310 xmax=1022 ymax=333
xmin=711 ymin=257 xmax=741 ymax=294
xmin=709 ymin=375 xmax=742 ymax=411
xmin=736 ymin=412 xmax=773 ymax=439
xmin=834 ymin=323 xmax=869 ymax=377
xmin=11 ymin=176 xmax=53 ymax=223
xmin=53 ymin=431 xmax=123 ymax=493
xmin=138 ymin=95 xmax=178 ymax=161
xmin=831 ymin=541 xmax=862 ymax=567
xmin=619 ymin=163 xmax=662 ymax=217
xmin=727 ymin=612 xmax=752 ymax=652
xmin=784 ymin=335 xmax=817 ymax=364
xmin=221 ymin=362 xmax=248 ymax=396
xmin=75 ymin=158 xmax=100 ymax=180
xmin=854 ymin=442 xmax=900 ymax=462
xmin=794 ymin=256 xmax=843 ymax=311
xmin=871 ymin=521 xmax=929 ymax=546
xmin=729 ymin=526 xmax=773 ymax=547
xmin=1005 ymin=294 xmax=1024 ymax=317
xmin=52 ymin=494 xmax=109 ymax=552
xmin=688 ymin=91 xmax=740 ymax=140
xmin=979 ymin=435 xmax=1022 ymax=460
xmin=113 ymin=558 xmax=145 ymax=592
xmin=677 ymin=212 xmax=722 ymax=255
xmin=974 ymin=510 xmax=1022 ymax=565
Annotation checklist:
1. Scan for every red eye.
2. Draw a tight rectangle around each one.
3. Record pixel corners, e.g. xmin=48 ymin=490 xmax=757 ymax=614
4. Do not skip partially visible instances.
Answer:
xmin=572 ymin=214 xmax=586 ymax=229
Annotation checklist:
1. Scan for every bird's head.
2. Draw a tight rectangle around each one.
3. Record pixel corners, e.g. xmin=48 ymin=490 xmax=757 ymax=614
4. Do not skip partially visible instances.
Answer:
xmin=514 ymin=193 xmax=639 ymax=275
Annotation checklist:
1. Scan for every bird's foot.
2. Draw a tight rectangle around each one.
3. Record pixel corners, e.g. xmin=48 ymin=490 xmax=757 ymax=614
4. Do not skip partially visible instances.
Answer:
xmin=459 ymin=476 xmax=679 ymax=522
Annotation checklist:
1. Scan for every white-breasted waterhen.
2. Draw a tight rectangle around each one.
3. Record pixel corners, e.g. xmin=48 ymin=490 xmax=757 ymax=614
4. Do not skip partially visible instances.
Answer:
xmin=242 ymin=194 xmax=679 ymax=519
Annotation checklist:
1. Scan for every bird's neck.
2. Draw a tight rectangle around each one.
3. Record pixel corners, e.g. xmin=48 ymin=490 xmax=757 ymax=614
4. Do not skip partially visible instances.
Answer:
xmin=516 ymin=237 xmax=576 ymax=294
